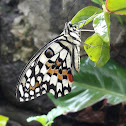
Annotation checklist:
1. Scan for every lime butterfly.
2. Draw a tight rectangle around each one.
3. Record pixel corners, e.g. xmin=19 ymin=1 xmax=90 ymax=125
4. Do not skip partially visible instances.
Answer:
xmin=16 ymin=22 xmax=81 ymax=102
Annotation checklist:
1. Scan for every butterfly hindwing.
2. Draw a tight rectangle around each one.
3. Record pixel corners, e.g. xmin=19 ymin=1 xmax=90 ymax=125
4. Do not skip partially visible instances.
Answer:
xmin=16 ymin=39 xmax=73 ymax=102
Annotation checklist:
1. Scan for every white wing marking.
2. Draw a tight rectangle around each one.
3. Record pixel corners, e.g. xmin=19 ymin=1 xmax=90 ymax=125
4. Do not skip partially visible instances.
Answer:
xmin=35 ymin=65 xmax=40 ymax=74
xmin=57 ymin=82 xmax=62 ymax=92
xmin=60 ymin=49 xmax=67 ymax=60
xmin=49 ymin=89 xmax=55 ymax=95
xmin=50 ymin=75 xmax=57 ymax=86
xmin=43 ymin=74 xmax=50 ymax=82
xmin=50 ymin=43 xmax=62 ymax=54
xmin=30 ymin=77 xmax=35 ymax=87
xmin=50 ymin=53 xmax=59 ymax=62
xmin=39 ymin=54 xmax=48 ymax=64
xmin=66 ymin=53 xmax=71 ymax=68
xmin=40 ymin=65 xmax=48 ymax=74
xmin=62 ymin=79 xmax=68 ymax=87
xmin=26 ymin=69 xmax=32 ymax=78
xmin=19 ymin=85 xmax=24 ymax=97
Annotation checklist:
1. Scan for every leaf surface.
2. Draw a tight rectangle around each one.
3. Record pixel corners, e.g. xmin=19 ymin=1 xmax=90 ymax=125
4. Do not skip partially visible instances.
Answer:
xmin=0 ymin=115 xmax=9 ymax=126
xmin=71 ymin=6 xmax=103 ymax=27
xmin=84 ymin=33 xmax=110 ymax=67
xmin=106 ymin=0 xmax=126 ymax=15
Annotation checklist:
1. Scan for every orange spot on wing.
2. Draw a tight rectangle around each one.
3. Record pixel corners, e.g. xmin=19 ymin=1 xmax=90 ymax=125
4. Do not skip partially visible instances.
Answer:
xmin=46 ymin=61 xmax=53 ymax=67
xmin=30 ymin=82 xmax=39 ymax=90
xmin=54 ymin=69 xmax=58 ymax=74
xmin=58 ymin=74 xmax=62 ymax=80
xmin=56 ymin=59 xmax=61 ymax=66
xmin=62 ymin=70 xmax=67 ymax=75
xmin=48 ymin=67 xmax=54 ymax=75
xmin=68 ymin=74 xmax=73 ymax=83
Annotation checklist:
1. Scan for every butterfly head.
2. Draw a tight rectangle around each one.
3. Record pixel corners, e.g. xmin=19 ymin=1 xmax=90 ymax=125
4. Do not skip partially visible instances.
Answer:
xmin=64 ymin=22 xmax=81 ymax=44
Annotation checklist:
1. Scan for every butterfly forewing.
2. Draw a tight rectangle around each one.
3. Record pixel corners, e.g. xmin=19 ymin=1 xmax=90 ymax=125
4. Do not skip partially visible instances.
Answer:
xmin=16 ymin=22 xmax=81 ymax=102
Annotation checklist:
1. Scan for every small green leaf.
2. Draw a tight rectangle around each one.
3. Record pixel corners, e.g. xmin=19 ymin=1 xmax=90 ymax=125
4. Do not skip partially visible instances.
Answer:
xmin=27 ymin=115 xmax=48 ymax=126
xmin=46 ymin=121 xmax=53 ymax=126
xmin=47 ymin=107 xmax=69 ymax=122
xmin=93 ymin=12 xmax=110 ymax=43
xmin=0 ymin=115 xmax=9 ymax=126
xmin=84 ymin=33 xmax=110 ymax=67
xmin=71 ymin=6 xmax=103 ymax=28
xmin=105 ymin=0 xmax=126 ymax=15
xmin=48 ymin=58 xmax=126 ymax=113
xmin=27 ymin=107 xmax=68 ymax=126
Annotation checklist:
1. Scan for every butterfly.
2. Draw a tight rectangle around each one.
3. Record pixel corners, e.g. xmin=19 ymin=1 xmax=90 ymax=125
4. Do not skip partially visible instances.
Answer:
xmin=16 ymin=22 xmax=81 ymax=102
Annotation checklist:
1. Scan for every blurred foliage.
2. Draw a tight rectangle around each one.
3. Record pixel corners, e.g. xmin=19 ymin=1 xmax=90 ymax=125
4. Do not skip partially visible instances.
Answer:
xmin=27 ymin=107 xmax=68 ymax=126
xmin=0 ymin=115 xmax=9 ymax=126
xmin=105 ymin=0 xmax=126 ymax=15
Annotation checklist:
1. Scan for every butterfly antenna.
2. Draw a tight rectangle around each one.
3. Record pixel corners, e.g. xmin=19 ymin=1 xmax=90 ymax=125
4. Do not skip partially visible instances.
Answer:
xmin=66 ymin=0 xmax=78 ymax=22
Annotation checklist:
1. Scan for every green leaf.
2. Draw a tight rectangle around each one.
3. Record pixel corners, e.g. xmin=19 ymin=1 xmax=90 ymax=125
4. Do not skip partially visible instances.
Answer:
xmin=27 ymin=115 xmax=48 ymax=126
xmin=93 ymin=12 xmax=110 ymax=43
xmin=105 ymin=0 xmax=126 ymax=15
xmin=71 ymin=6 xmax=103 ymax=28
xmin=0 ymin=115 xmax=9 ymax=126
xmin=48 ymin=58 xmax=126 ymax=112
xmin=84 ymin=33 xmax=110 ymax=67
xmin=47 ymin=107 xmax=69 ymax=122
xmin=27 ymin=107 xmax=68 ymax=126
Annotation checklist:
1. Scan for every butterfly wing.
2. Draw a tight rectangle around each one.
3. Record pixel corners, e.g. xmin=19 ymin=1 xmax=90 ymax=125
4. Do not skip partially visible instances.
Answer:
xmin=16 ymin=38 xmax=73 ymax=102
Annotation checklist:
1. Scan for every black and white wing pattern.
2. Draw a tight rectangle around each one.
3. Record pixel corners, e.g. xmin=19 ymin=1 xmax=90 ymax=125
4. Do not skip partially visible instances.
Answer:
xmin=16 ymin=22 xmax=81 ymax=102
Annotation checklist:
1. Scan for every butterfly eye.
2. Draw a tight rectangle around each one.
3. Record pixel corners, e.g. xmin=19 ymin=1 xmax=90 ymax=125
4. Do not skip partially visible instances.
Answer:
xmin=45 ymin=48 xmax=54 ymax=58
xmin=74 ymin=25 xmax=76 ymax=28
xmin=68 ymin=22 xmax=73 ymax=27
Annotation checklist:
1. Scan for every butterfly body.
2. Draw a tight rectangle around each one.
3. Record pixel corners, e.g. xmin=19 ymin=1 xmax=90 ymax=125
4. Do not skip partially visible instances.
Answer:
xmin=16 ymin=22 xmax=81 ymax=102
